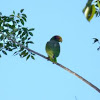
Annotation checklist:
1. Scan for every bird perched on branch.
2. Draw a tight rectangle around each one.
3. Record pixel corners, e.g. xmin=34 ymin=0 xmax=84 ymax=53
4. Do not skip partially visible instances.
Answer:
xmin=45 ymin=35 xmax=62 ymax=63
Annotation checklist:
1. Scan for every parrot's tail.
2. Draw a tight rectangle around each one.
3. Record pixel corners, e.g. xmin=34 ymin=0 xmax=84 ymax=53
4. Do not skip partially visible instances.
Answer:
xmin=47 ymin=56 xmax=57 ymax=63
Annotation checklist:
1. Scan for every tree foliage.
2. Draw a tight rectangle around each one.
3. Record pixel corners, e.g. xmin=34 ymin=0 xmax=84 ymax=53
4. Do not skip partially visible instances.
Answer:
xmin=83 ymin=0 xmax=100 ymax=22
xmin=83 ymin=0 xmax=100 ymax=50
xmin=0 ymin=9 xmax=35 ymax=60
xmin=0 ymin=5 xmax=100 ymax=93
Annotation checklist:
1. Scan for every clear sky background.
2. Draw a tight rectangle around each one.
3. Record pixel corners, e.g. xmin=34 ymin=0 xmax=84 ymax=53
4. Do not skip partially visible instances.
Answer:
xmin=0 ymin=0 xmax=100 ymax=100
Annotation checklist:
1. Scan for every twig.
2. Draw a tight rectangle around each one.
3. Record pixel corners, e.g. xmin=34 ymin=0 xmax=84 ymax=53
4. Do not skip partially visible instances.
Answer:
xmin=75 ymin=96 xmax=77 ymax=100
xmin=9 ymin=38 xmax=100 ymax=93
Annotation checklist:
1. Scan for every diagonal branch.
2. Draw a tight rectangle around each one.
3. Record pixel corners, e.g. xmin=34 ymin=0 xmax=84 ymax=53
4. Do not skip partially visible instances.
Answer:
xmin=9 ymin=38 xmax=100 ymax=93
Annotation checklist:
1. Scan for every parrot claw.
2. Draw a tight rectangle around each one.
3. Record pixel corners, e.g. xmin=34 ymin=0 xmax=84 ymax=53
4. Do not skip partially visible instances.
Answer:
xmin=46 ymin=57 xmax=56 ymax=64
xmin=46 ymin=57 xmax=50 ymax=60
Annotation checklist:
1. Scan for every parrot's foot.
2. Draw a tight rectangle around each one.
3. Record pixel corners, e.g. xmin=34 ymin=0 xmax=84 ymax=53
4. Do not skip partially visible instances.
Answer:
xmin=52 ymin=62 xmax=55 ymax=64
xmin=46 ymin=57 xmax=56 ymax=64
xmin=52 ymin=61 xmax=56 ymax=64
xmin=46 ymin=57 xmax=50 ymax=61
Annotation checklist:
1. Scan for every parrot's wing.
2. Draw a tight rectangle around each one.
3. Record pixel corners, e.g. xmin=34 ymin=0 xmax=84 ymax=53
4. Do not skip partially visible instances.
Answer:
xmin=46 ymin=40 xmax=60 ymax=58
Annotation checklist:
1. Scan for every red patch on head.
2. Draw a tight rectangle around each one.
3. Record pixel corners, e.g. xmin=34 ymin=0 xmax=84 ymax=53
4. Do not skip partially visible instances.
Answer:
xmin=55 ymin=36 xmax=62 ymax=42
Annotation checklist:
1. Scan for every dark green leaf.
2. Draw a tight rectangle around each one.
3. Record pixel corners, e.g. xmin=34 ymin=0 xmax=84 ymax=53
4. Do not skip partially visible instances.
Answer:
xmin=0 ymin=26 xmax=4 ymax=30
xmin=28 ymin=37 xmax=31 ymax=40
xmin=22 ymin=41 xmax=25 ymax=45
xmin=13 ymin=10 xmax=15 ymax=14
xmin=93 ymin=38 xmax=99 ymax=43
xmin=22 ymin=37 xmax=26 ymax=41
xmin=17 ymin=30 xmax=22 ymax=36
xmin=2 ymin=50 xmax=7 ymax=55
xmin=0 ymin=54 xmax=1 ymax=57
xmin=13 ymin=51 xmax=19 ymax=56
xmin=28 ymin=28 xmax=35 ymax=31
xmin=22 ymin=14 xmax=27 ymax=18
xmin=10 ymin=14 xmax=14 ymax=17
xmin=0 ymin=43 xmax=3 ymax=48
xmin=95 ymin=11 xmax=99 ymax=17
xmin=22 ymin=27 xmax=28 ymax=32
xmin=19 ymin=47 xmax=24 ymax=52
xmin=13 ymin=21 xmax=16 ymax=25
xmin=23 ymin=52 xmax=28 ymax=57
xmin=26 ymin=41 xmax=34 ymax=44
xmin=18 ymin=25 xmax=21 ymax=27
xmin=13 ymin=28 xmax=18 ymax=33
xmin=95 ymin=4 xmax=98 ymax=7
xmin=6 ymin=18 xmax=11 ymax=22
xmin=22 ymin=16 xmax=26 ymax=21
xmin=8 ymin=24 xmax=15 ymax=29
xmin=2 ymin=16 xmax=7 ymax=19
xmin=20 ymin=50 xmax=26 ymax=57
xmin=20 ymin=19 xmax=24 ymax=25
xmin=24 ymin=34 xmax=28 ymax=40
xmin=20 ymin=32 xmax=26 ymax=38
xmin=0 ymin=35 xmax=4 ymax=41
xmin=29 ymin=32 xmax=33 ymax=36
xmin=12 ymin=47 xmax=17 ymax=50
xmin=26 ymin=55 xmax=30 ymax=60
xmin=31 ymin=55 xmax=35 ymax=60
xmin=17 ymin=13 xmax=20 ymax=18
xmin=20 ymin=9 xmax=24 ymax=13
xmin=7 ymin=48 xmax=13 ymax=51
xmin=16 ymin=20 xmax=20 ymax=23
xmin=97 ymin=46 xmax=100 ymax=50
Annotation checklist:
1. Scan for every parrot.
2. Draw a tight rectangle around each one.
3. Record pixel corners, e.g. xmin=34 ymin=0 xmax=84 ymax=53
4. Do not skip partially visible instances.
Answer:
xmin=45 ymin=35 xmax=62 ymax=63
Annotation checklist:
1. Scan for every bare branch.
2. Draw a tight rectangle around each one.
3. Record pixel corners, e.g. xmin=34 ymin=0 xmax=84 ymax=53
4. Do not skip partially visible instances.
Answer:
xmin=9 ymin=38 xmax=100 ymax=93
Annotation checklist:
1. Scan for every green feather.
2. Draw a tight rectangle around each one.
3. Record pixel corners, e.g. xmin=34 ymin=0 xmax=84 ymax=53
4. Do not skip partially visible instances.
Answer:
xmin=46 ymin=40 xmax=60 ymax=63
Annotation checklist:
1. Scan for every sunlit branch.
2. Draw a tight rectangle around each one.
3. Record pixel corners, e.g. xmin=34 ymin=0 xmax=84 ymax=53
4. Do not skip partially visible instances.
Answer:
xmin=9 ymin=38 xmax=100 ymax=93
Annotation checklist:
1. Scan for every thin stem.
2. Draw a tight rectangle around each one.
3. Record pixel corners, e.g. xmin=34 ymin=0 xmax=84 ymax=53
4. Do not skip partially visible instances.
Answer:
xmin=9 ymin=38 xmax=100 ymax=93
xmin=56 ymin=63 xmax=100 ymax=93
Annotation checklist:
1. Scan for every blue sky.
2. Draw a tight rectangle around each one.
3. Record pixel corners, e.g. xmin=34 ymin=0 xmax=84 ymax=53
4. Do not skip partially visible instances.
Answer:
xmin=0 ymin=0 xmax=100 ymax=100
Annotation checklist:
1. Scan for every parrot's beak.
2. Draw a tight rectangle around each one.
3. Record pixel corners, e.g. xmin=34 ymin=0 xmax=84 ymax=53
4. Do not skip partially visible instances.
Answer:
xmin=60 ymin=38 xmax=62 ymax=43
xmin=57 ymin=36 xmax=62 ymax=42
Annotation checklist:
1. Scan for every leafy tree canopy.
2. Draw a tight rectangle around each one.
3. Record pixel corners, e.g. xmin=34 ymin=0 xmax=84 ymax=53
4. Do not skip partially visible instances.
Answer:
xmin=83 ymin=0 xmax=100 ymax=22
xmin=0 ymin=9 xmax=35 ymax=60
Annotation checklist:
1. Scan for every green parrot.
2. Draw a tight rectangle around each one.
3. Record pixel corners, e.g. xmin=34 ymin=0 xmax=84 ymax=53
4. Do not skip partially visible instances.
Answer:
xmin=46 ymin=35 xmax=62 ymax=63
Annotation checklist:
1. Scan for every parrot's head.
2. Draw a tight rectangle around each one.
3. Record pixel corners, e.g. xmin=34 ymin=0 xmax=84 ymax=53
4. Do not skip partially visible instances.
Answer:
xmin=50 ymin=35 xmax=62 ymax=42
